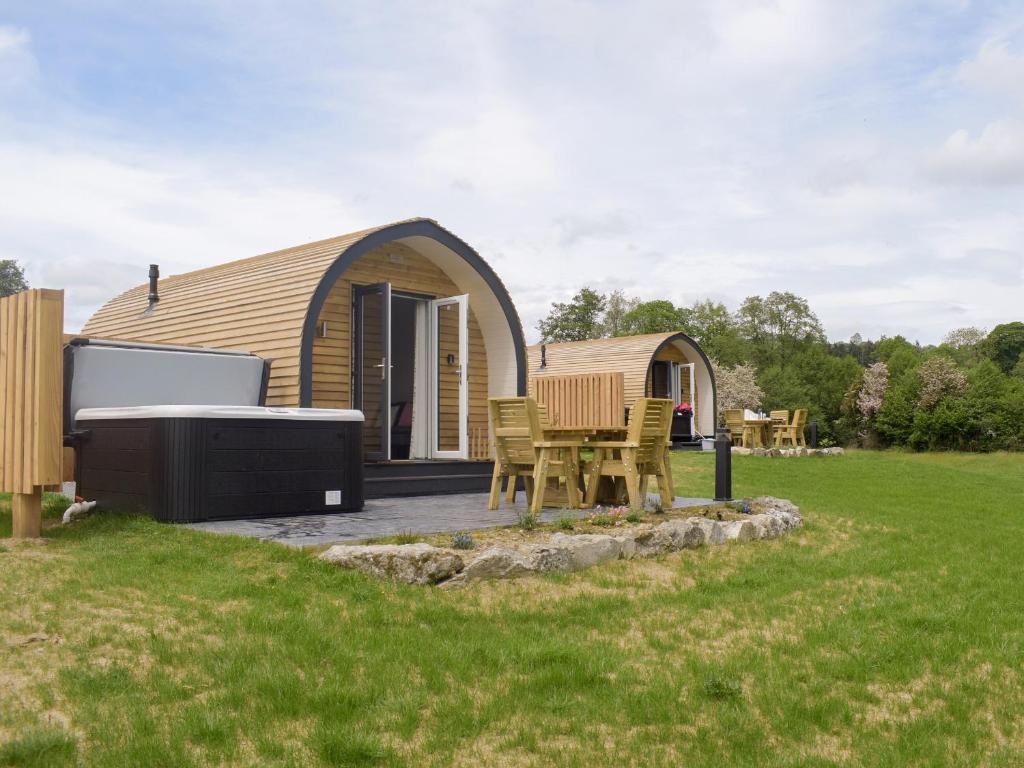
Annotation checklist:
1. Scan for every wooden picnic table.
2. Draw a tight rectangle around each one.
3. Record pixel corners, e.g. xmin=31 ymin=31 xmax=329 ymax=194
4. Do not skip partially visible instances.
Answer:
xmin=743 ymin=418 xmax=774 ymax=448
xmin=540 ymin=425 xmax=631 ymax=506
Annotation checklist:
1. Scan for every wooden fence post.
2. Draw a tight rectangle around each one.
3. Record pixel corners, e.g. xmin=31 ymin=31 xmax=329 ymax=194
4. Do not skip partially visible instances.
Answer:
xmin=0 ymin=289 xmax=64 ymax=539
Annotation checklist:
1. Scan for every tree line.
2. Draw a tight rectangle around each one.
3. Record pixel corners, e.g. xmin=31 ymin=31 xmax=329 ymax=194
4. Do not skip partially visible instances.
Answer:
xmin=538 ymin=288 xmax=1024 ymax=450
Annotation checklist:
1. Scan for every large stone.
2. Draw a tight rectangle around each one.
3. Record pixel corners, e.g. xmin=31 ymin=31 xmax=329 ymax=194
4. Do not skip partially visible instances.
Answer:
xmin=320 ymin=543 xmax=463 ymax=585
xmin=748 ymin=514 xmax=783 ymax=539
xmin=613 ymin=535 xmax=637 ymax=560
xmin=630 ymin=525 xmax=675 ymax=557
xmin=655 ymin=517 xmax=722 ymax=549
xmin=731 ymin=446 xmax=753 ymax=456
xmin=722 ymin=520 xmax=757 ymax=542
xmin=526 ymin=544 xmax=573 ymax=573
xmin=548 ymin=533 xmax=621 ymax=570
xmin=459 ymin=547 xmax=538 ymax=581
xmin=689 ymin=517 xmax=726 ymax=545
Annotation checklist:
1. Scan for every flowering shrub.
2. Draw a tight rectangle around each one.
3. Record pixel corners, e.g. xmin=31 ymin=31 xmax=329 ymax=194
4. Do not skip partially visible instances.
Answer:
xmin=917 ymin=357 xmax=967 ymax=409
xmin=712 ymin=362 xmax=764 ymax=415
xmin=587 ymin=505 xmax=631 ymax=526
xmin=857 ymin=362 xmax=889 ymax=421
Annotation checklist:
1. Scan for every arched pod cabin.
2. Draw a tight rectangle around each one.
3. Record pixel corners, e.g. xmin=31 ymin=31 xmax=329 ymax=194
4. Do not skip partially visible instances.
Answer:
xmin=83 ymin=219 xmax=527 ymax=494
xmin=526 ymin=332 xmax=718 ymax=440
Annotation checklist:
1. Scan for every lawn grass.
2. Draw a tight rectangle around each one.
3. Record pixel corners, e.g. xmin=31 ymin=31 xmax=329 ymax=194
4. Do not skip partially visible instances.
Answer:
xmin=2 ymin=450 xmax=1024 ymax=766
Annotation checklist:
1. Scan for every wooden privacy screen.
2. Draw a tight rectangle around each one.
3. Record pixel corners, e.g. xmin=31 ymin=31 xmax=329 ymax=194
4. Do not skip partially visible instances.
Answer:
xmin=530 ymin=372 xmax=625 ymax=428
xmin=0 ymin=289 xmax=64 ymax=538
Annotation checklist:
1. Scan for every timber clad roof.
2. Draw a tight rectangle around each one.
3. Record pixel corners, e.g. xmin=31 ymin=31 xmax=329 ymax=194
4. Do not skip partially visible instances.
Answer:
xmin=527 ymin=332 xmax=695 ymax=406
xmin=81 ymin=217 xmax=519 ymax=406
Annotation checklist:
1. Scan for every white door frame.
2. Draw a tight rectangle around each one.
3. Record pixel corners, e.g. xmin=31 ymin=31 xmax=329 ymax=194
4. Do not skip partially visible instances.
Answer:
xmin=429 ymin=294 xmax=469 ymax=459
xmin=670 ymin=362 xmax=696 ymax=435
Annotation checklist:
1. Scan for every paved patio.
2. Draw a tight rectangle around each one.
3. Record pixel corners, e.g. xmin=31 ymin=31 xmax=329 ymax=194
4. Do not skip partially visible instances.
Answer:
xmin=188 ymin=493 xmax=715 ymax=547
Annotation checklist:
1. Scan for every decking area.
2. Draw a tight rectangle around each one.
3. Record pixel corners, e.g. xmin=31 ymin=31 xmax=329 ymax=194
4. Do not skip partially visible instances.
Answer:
xmin=188 ymin=492 xmax=714 ymax=547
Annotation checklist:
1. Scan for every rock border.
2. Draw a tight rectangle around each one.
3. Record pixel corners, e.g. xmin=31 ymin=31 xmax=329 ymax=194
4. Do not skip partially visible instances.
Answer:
xmin=319 ymin=496 xmax=803 ymax=586
xmin=732 ymin=447 xmax=844 ymax=457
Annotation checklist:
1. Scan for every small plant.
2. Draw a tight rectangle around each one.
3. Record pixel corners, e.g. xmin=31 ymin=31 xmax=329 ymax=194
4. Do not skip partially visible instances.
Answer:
xmin=727 ymin=499 xmax=753 ymax=515
xmin=555 ymin=509 xmax=577 ymax=530
xmin=450 ymin=531 xmax=475 ymax=550
xmin=625 ymin=510 xmax=643 ymax=523
xmin=391 ymin=530 xmax=424 ymax=545
xmin=703 ymin=675 xmax=742 ymax=700
xmin=587 ymin=505 xmax=629 ymax=527
xmin=516 ymin=509 xmax=538 ymax=531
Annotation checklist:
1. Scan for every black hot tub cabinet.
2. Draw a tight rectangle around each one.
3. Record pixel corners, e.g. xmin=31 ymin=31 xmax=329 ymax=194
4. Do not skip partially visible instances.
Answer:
xmin=75 ymin=405 xmax=364 ymax=522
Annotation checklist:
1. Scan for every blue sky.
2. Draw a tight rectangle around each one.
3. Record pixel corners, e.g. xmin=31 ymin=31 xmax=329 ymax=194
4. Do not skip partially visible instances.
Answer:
xmin=1 ymin=1 xmax=1022 ymax=342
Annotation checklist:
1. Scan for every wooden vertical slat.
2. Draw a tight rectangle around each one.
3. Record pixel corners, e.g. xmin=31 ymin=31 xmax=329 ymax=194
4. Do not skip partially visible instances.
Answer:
xmin=34 ymin=291 xmax=63 ymax=485
xmin=0 ymin=296 xmax=8 ymax=488
xmin=1 ymin=289 xmax=64 ymax=536
xmin=530 ymin=372 xmax=624 ymax=428
xmin=12 ymin=291 xmax=26 ymax=493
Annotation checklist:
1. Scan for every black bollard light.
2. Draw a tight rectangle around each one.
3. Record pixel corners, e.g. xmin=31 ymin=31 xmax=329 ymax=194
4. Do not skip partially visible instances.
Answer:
xmin=809 ymin=421 xmax=818 ymax=449
xmin=714 ymin=428 xmax=733 ymax=501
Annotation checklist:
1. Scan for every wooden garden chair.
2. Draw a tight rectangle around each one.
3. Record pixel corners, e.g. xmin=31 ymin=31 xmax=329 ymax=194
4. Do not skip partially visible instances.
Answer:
xmin=774 ymin=408 xmax=808 ymax=448
xmin=724 ymin=409 xmax=744 ymax=445
xmin=770 ymin=410 xmax=789 ymax=446
xmin=583 ymin=398 xmax=674 ymax=511
xmin=724 ymin=409 xmax=752 ymax=447
xmin=488 ymin=397 xmax=583 ymax=513
xmin=503 ymin=402 xmax=552 ymax=502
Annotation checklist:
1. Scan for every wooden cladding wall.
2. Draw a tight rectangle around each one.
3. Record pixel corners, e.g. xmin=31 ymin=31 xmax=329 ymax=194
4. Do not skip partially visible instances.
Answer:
xmin=81 ymin=225 xmax=388 ymax=406
xmin=311 ymin=242 xmax=489 ymax=451
xmin=529 ymin=372 xmax=625 ymax=428
xmin=0 ymin=289 xmax=64 ymax=495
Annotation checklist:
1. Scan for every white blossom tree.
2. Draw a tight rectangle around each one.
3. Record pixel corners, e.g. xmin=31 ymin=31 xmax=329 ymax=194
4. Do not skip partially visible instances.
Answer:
xmin=917 ymin=357 xmax=967 ymax=409
xmin=712 ymin=361 xmax=764 ymax=418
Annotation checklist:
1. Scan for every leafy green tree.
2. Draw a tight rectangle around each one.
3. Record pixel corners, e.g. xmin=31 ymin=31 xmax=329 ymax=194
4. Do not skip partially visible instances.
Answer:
xmin=618 ymin=300 xmax=684 ymax=336
xmin=875 ymin=336 xmax=923 ymax=380
xmin=828 ymin=333 xmax=878 ymax=366
xmin=1012 ymin=353 xmax=1024 ymax=380
xmin=598 ymin=289 xmax=638 ymax=337
xmin=0 ymin=260 xmax=28 ymax=298
xmin=735 ymin=292 xmax=825 ymax=369
xmin=759 ymin=346 xmax=862 ymax=444
xmin=680 ymin=300 xmax=748 ymax=367
xmin=537 ymin=287 xmax=607 ymax=342
xmin=875 ymin=368 xmax=920 ymax=446
xmin=984 ymin=322 xmax=1024 ymax=374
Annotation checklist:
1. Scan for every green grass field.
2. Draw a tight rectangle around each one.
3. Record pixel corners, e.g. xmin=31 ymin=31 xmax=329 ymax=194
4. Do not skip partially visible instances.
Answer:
xmin=2 ymin=450 xmax=1023 ymax=767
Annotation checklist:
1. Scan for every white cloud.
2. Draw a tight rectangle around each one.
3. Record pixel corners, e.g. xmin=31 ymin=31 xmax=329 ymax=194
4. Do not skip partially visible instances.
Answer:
xmin=0 ymin=25 xmax=37 ymax=89
xmin=927 ymin=119 xmax=1024 ymax=185
xmin=1 ymin=2 xmax=1022 ymax=346
xmin=0 ymin=142 xmax=363 ymax=331
xmin=956 ymin=38 xmax=1024 ymax=102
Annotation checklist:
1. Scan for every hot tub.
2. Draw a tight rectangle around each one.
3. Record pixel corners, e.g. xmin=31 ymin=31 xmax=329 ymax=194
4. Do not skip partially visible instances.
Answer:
xmin=75 ymin=405 xmax=364 ymax=522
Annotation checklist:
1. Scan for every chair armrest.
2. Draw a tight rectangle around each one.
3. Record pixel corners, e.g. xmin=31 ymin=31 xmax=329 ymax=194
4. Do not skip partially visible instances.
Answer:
xmin=586 ymin=441 xmax=639 ymax=448
xmin=533 ymin=440 xmax=585 ymax=448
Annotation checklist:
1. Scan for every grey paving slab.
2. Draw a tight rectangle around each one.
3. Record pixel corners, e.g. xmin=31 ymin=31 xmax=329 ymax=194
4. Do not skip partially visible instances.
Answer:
xmin=187 ymin=493 xmax=715 ymax=547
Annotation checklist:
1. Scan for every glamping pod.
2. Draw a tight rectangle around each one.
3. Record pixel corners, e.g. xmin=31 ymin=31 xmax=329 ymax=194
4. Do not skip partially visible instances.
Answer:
xmin=527 ymin=332 xmax=718 ymax=442
xmin=83 ymin=218 xmax=528 ymax=496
